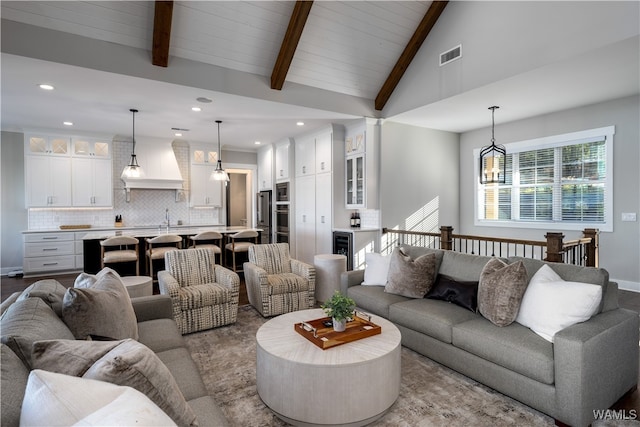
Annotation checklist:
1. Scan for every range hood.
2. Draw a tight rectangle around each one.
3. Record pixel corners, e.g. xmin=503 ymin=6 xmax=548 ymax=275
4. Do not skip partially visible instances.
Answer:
xmin=121 ymin=139 xmax=184 ymax=190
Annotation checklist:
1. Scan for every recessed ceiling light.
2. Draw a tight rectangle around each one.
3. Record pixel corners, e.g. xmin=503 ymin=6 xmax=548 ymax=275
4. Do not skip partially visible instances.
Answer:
xmin=39 ymin=84 xmax=54 ymax=90
xmin=175 ymin=133 xmax=182 ymax=137
xmin=296 ymin=121 xmax=304 ymax=126
xmin=196 ymin=97 xmax=212 ymax=103
xmin=63 ymin=121 xmax=73 ymax=126
xmin=191 ymin=107 xmax=202 ymax=112
xmin=254 ymin=141 xmax=261 ymax=145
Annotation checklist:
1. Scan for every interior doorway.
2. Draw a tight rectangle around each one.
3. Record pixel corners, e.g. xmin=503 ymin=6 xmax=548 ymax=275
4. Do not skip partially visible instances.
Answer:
xmin=225 ymin=169 xmax=253 ymax=227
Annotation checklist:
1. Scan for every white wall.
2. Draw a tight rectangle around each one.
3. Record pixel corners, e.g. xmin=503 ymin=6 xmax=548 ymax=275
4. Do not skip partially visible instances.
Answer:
xmin=1 ymin=131 xmax=27 ymax=275
xmin=459 ymin=95 xmax=640 ymax=291
xmin=380 ymin=121 xmax=460 ymax=235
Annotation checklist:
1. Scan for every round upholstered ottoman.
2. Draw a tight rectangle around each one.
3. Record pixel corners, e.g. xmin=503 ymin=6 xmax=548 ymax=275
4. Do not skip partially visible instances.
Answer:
xmin=120 ymin=276 xmax=153 ymax=298
xmin=314 ymin=254 xmax=347 ymax=303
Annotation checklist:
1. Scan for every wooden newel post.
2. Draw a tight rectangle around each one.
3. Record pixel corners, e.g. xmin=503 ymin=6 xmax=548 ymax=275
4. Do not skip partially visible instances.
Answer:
xmin=440 ymin=226 xmax=453 ymax=251
xmin=545 ymin=232 xmax=564 ymax=263
xmin=583 ymin=228 xmax=599 ymax=267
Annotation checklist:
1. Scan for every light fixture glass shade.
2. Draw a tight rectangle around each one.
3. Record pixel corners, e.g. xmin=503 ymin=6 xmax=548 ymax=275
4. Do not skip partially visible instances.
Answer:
xmin=479 ymin=106 xmax=506 ymax=184
xmin=121 ymin=108 xmax=144 ymax=179
xmin=210 ymin=120 xmax=230 ymax=182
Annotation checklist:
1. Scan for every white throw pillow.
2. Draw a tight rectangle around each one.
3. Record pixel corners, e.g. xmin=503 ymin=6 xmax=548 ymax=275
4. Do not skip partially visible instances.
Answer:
xmin=21 ymin=369 xmax=177 ymax=426
xmin=362 ymin=253 xmax=391 ymax=286
xmin=516 ymin=265 xmax=602 ymax=342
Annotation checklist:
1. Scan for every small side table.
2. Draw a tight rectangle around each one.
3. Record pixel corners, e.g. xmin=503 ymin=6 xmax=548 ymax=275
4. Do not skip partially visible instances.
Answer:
xmin=314 ymin=254 xmax=347 ymax=303
xmin=120 ymin=275 xmax=153 ymax=298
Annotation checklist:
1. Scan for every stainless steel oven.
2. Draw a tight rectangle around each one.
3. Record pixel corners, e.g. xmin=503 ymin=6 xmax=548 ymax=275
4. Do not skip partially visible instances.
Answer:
xmin=275 ymin=204 xmax=289 ymax=243
xmin=276 ymin=182 xmax=289 ymax=202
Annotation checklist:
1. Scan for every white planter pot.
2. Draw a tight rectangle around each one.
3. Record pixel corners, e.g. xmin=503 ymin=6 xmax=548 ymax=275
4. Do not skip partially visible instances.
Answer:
xmin=332 ymin=318 xmax=346 ymax=332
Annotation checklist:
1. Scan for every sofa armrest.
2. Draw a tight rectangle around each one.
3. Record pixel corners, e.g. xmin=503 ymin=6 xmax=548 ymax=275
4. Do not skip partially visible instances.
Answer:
xmin=131 ymin=295 xmax=173 ymax=322
xmin=157 ymin=270 xmax=182 ymax=322
xmin=554 ymin=308 xmax=639 ymax=427
xmin=340 ymin=270 xmax=365 ymax=294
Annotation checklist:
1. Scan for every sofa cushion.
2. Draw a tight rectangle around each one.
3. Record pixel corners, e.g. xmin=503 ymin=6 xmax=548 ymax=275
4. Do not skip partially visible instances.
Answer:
xmin=389 ymin=298 xmax=480 ymax=344
xmin=179 ymin=282 xmax=231 ymax=309
xmin=1 ymin=344 xmax=29 ymax=427
xmin=0 ymin=298 xmax=75 ymax=367
xmin=425 ymin=274 xmax=479 ymax=312
xmin=137 ymin=318 xmax=186 ymax=353
xmin=347 ymin=285 xmax=409 ymax=318
xmin=516 ymin=265 xmax=602 ymax=342
xmin=439 ymin=251 xmax=500 ymax=282
xmin=508 ymin=256 xmax=612 ymax=312
xmin=478 ymin=259 xmax=528 ymax=327
xmin=266 ymin=273 xmax=308 ymax=295
xmin=362 ymin=252 xmax=391 ymax=286
xmin=16 ymin=279 xmax=67 ymax=317
xmin=20 ymin=369 xmax=177 ymax=427
xmin=385 ymin=248 xmax=437 ymax=298
xmin=452 ymin=317 xmax=555 ymax=385
xmin=62 ymin=269 xmax=139 ymax=340
xmin=156 ymin=347 xmax=208 ymax=401
xmin=188 ymin=396 xmax=230 ymax=427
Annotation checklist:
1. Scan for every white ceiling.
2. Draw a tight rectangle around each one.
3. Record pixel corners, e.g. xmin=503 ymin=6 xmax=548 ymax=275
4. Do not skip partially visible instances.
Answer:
xmin=1 ymin=1 xmax=639 ymax=150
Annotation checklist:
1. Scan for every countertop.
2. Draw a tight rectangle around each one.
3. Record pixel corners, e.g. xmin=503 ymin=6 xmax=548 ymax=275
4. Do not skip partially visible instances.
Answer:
xmin=333 ymin=227 xmax=381 ymax=233
xmin=80 ymin=226 xmax=262 ymax=240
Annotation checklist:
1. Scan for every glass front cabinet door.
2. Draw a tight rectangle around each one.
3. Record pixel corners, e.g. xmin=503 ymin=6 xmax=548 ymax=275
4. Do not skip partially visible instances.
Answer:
xmin=345 ymin=153 xmax=365 ymax=208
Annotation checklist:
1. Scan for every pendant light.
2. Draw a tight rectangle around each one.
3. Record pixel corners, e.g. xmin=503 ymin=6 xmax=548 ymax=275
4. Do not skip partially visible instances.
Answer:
xmin=121 ymin=108 xmax=144 ymax=179
xmin=479 ymin=106 xmax=506 ymax=184
xmin=211 ymin=120 xmax=230 ymax=182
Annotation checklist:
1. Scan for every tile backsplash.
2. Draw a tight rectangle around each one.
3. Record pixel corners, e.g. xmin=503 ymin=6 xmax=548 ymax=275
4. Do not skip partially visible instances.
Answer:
xmin=28 ymin=139 xmax=222 ymax=230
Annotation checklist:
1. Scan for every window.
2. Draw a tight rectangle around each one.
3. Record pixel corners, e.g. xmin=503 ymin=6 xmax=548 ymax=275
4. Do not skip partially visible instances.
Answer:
xmin=475 ymin=126 xmax=614 ymax=232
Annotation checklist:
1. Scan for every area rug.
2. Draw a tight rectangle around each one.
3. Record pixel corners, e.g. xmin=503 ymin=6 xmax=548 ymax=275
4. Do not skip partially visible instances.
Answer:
xmin=184 ymin=305 xmax=554 ymax=426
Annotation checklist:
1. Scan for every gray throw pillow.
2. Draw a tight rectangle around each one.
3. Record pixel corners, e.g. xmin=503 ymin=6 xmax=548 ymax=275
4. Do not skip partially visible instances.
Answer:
xmin=478 ymin=258 xmax=528 ymax=327
xmin=0 ymin=298 xmax=75 ymax=368
xmin=62 ymin=270 xmax=139 ymax=340
xmin=385 ymin=248 xmax=437 ymax=298
xmin=17 ymin=279 xmax=67 ymax=317
xmin=32 ymin=339 xmax=121 ymax=376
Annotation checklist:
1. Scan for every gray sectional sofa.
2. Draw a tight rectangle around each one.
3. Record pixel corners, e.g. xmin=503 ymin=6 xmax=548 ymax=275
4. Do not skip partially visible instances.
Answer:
xmin=1 ymin=272 xmax=228 ymax=427
xmin=341 ymin=246 xmax=639 ymax=427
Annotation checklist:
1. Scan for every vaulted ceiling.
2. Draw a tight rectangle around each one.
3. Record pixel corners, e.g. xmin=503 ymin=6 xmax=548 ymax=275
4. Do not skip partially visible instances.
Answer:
xmin=1 ymin=1 xmax=638 ymax=150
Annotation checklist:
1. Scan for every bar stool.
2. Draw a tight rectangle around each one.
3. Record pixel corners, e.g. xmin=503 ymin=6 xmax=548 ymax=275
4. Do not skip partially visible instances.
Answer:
xmin=224 ymin=230 xmax=258 ymax=272
xmin=189 ymin=231 xmax=223 ymax=264
xmin=100 ymin=236 xmax=139 ymax=276
xmin=145 ymin=234 xmax=182 ymax=280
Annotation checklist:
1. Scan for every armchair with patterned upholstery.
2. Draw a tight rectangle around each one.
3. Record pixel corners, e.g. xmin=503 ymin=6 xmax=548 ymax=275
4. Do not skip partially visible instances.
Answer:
xmin=158 ymin=248 xmax=240 ymax=334
xmin=243 ymin=243 xmax=315 ymax=317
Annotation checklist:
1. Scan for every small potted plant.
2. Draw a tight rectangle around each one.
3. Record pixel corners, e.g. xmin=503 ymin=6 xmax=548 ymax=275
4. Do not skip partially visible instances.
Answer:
xmin=321 ymin=291 xmax=356 ymax=332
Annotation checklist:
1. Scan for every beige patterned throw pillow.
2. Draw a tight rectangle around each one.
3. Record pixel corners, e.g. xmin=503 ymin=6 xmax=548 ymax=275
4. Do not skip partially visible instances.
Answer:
xmin=384 ymin=248 xmax=437 ymax=298
xmin=478 ymin=258 xmax=528 ymax=327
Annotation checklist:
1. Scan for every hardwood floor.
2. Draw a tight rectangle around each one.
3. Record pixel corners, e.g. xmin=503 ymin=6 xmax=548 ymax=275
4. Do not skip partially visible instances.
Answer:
xmin=1 ymin=273 xmax=638 ymax=413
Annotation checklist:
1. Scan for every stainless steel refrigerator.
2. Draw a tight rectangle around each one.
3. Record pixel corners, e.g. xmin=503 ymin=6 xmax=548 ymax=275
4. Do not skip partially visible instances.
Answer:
xmin=257 ymin=190 xmax=272 ymax=243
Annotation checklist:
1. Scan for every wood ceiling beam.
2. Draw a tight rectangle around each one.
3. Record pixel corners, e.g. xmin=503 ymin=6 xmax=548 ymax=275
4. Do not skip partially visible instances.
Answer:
xmin=152 ymin=1 xmax=174 ymax=67
xmin=375 ymin=1 xmax=448 ymax=111
xmin=271 ymin=1 xmax=314 ymax=90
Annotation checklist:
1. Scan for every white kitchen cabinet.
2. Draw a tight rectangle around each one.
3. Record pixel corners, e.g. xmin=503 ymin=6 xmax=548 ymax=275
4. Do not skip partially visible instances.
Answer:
xmin=315 ymin=172 xmax=333 ymax=255
xmin=315 ymin=132 xmax=332 ymax=174
xmin=345 ymin=153 xmax=365 ymax=208
xmin=295 ymin=175 xmax=316 ymax=264
xmin=25 ymin=135 xmax=70 ymax=156
xmin=72 ymin=157 xmax=113 ymax=207
xmin=23 ymin=232 xmax=77 ymax=276
xmin=71 ymin=138 xmax=111 ymax=158
xmin=295 ymin=135 xmax=316 ymax=177
xmin=275 ymin=140 xmax=291 ymax=181
xmin=257 ymin=145 xmax=273 ymax=190
xmin=344 ymin=119 xmax=380 ymax=209
xmin=190 ymin=163 xmax=223 ymax=207
xmin=25 ymin=155 xmax=72 ymax=207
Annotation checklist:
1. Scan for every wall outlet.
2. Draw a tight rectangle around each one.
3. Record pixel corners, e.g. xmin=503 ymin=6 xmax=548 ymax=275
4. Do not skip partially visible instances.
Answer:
xmin=621 ymin=212 xmax=637 ymax=222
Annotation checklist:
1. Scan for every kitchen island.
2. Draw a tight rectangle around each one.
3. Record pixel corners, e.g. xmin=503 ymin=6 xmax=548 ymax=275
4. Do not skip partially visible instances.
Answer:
xmin=81 ymin=226 xmax=261 ymax=275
